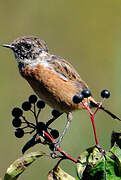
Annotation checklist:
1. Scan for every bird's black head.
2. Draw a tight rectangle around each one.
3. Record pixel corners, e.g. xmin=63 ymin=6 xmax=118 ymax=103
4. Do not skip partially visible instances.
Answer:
xmin=2 ymin=36 xmax=48 ymax=62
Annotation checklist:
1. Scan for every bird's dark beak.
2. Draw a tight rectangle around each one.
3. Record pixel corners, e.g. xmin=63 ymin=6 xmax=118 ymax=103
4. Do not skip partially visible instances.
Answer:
xmin=1 ymin=44 xmax=15 ymax=50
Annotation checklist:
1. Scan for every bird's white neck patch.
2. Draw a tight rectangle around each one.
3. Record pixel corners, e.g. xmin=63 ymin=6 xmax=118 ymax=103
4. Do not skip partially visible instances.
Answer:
xmin=17 ymin=51 xmax=49 ymax=69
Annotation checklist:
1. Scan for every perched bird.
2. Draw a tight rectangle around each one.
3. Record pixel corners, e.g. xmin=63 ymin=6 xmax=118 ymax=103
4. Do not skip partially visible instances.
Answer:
xmin=2 ymin=36 xmax=120 ymax=146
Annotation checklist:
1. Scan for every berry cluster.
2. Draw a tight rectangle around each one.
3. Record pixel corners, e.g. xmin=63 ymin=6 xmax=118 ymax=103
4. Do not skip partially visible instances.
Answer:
xmin=72 ymin=88 xmax=110 ymax=104
xmin=11 ymin=95 xmax=60 ymax=153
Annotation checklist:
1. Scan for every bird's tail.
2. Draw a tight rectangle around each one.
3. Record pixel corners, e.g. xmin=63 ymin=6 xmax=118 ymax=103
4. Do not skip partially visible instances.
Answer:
xmin=100 ymin=106 xmax=120 ymax=121
xmin=90 ymin=100 xmax=121 ymax=121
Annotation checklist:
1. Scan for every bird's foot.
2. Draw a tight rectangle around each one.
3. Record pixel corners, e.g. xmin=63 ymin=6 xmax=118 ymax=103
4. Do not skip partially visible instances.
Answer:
xmin=54 ymin=141 xmax=60 ymax=150
xmin=49 ymin=141 xmax=60 ymax=153
xmin=50 ymin=142 xmax=61 ymax=159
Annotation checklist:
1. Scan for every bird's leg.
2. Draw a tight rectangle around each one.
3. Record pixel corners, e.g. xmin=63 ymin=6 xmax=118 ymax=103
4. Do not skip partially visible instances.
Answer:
xmin=54 ymin=112 xmax=72 ymax=149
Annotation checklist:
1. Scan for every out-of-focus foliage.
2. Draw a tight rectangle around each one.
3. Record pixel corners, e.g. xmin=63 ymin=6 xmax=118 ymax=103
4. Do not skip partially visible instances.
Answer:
xmin=4 ymin=144 xmax=121 ymax=180
xmin=4 ymin=151 xmax=47 ymax=180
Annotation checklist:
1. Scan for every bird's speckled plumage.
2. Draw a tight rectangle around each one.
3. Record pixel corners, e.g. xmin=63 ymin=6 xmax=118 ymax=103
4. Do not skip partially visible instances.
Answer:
xmin=4 ymin=36 xmax=96 ymax=112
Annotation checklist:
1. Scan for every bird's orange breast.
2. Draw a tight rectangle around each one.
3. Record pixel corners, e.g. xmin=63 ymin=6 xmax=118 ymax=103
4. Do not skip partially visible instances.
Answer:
xmin=20 ymin=63 xmax=86 ymax=112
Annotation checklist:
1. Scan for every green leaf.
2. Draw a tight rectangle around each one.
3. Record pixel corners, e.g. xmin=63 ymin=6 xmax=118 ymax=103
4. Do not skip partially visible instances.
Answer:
xmin=110 ymin=144 xmax=121 ymax=162
xmin=4 ymin=151 xmax=48 ymax=180
xmin=111 ymin=131 xmax=121 ymax=148
xmin=107 ymin=144 xmax=121 ymax=178
xmin=77 ymin=146 xmax=105 ymax=179
xmin=77 ymin=145 xmax=121 ymax=180
xmin=48 ymin=166 xmax=76 ymax=180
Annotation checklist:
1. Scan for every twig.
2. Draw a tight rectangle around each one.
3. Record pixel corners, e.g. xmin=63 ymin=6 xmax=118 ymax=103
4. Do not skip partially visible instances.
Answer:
xmin=43 ymin=131 xmax=77 ymax=163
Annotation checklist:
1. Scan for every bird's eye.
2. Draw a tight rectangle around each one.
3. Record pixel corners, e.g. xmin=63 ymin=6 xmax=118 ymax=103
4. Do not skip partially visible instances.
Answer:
xmin=23 ymin=43 xmax=32 ymax=51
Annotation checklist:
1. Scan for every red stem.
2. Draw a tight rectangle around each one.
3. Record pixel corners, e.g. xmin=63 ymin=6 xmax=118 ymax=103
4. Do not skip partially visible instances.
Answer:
xmin=93 ymin=102 xmax=102 ymax=116
xmin=44 ymin=131 xmax=77 ymax=163
xmin=90 ymin=114 xmax=99 ymax=145
xmin=82 ymin=102 xmax=99 ymax=145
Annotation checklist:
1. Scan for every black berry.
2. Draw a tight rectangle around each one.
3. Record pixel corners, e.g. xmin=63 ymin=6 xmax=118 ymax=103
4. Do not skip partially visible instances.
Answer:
xmin=51 ymin=110 xmax=61 ymax=118
xmin=37 ymin=122 xmax=47 ymax=132
xmin=82 ymin=88 xmax=91 ymax=98
xmin=14 ymin=128 xmax=24 ymax=138
xmin=29 ymin=94 xmax=37 ymax=104
xmin=12 ymin=118 xmax=22 ymax=127
xmin=12 ymin=107 xmax=23 ymax=117
xmin=49 ymin=143 xmax=55 ymax=151
xmin=72 ymin=94 xmax=84 ymax=104
xmin=36 ymin=100 xmax=45 ymax=109
xmin=22 ymin=101 xmax=31 ymax=111
xmin=101 ymin=89 xmax=110 ymax=99
xmin=50 ymin=129 xmax=59 ymax=139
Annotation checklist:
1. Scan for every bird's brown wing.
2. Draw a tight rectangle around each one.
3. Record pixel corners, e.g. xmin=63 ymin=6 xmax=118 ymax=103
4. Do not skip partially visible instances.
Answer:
xmin=20 ymin=54 xmax=92 ymax=111
xmin=48 ymin=55 xmax=88 ymax=90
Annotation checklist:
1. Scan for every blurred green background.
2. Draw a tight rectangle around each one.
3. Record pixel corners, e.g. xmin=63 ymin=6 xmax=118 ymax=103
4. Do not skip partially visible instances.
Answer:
xmin=0 ymin=0 xmax=121 ymax=179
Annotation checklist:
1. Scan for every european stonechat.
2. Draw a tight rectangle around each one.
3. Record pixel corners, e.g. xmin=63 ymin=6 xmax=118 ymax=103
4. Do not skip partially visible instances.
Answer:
xmin=2 ymin=36 xmax=120 ymax=146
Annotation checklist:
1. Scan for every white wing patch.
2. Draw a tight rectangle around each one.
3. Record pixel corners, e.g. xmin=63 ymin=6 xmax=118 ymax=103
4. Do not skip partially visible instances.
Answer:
xmin=55 ymin=72 xmax=68 ymax=81
xmin=41 ymin=60 xmax=68 ymax=81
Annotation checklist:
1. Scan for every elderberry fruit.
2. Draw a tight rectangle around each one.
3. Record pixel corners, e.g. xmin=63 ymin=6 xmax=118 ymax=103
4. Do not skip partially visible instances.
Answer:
xmin=22 ymin=101 xmax=31 ymax=111
xmin=101 ymin=89 xmax=110 ymax=99
xmin=37 ymin=122 xmax=47 ymax=132
xmin=29 ymin=94 xmax=37 ymax=104
xmin=12 ymin=118 xmax=22 ymax=128
xmin=49 ymin=143 xmax=55 ymax=151
xmin=82 ymin=88 xmax=91 ymax=98
xmin=14 ymin=128 xmax=24 ymax=138
xmin=37 ymin=100 xmax=45 ymax=109
xmin=72 ymin=94 xmax=84 ymax=104
xmin=50 ymin=129 xmax=59 ymax=139
xmin=12 ymin=107 xmax=23 ymax=117
xmin=51 ymin=109 xmax=61 ymax=118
